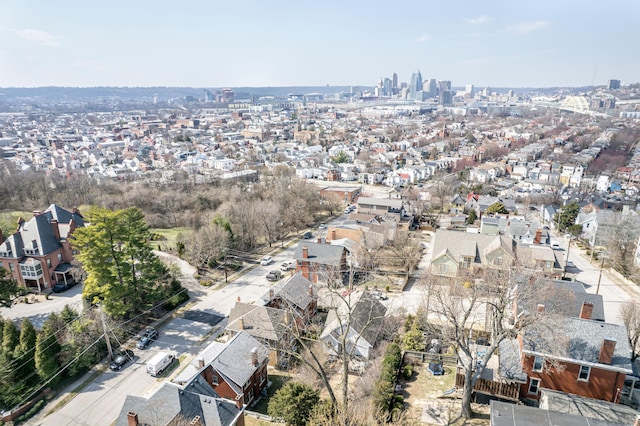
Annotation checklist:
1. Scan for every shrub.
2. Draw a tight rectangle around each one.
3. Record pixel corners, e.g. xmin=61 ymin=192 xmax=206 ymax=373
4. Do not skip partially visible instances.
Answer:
xmin=403 ymin=364 xmax=413 ymax=380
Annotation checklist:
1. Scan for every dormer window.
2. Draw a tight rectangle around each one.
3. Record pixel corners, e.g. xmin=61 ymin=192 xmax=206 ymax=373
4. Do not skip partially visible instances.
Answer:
xmin=24 ymin=240 xmax=39 ymax=256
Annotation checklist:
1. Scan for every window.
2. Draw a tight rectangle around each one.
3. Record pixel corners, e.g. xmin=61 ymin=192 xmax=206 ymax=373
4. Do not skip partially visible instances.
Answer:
xmin=9 ymin=263 xmax=14 ymax=272
xmin=438 ymin=264 xmax=449 ymax=274
xmin=57 ymin=253 xmax=62 ymax=262
xmin=578 ymin=365 xmax=591 ymax=381
xmin=211 ymin=375 xmax=218 ymax=385
xmin=460 ymin=256 xmax=472 ymax=269
xmin=533 ymin=356 xmax=544 ymax=372
xmin=47 ymin=258 xmax=51 ymax=268
xmin=528 ymin=378 xmax=540 ymax=395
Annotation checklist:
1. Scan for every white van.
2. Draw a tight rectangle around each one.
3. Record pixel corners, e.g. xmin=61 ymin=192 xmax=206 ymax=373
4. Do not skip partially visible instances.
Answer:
xmin=146 ymin=352 xmax=174 ymax=376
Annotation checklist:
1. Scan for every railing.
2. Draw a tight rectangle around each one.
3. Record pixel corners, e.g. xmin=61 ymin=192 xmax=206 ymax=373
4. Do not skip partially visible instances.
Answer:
xmin=403 ymin=350 xmax=457 ymax=366
xmin=455 ymin=373 xmax=520 ymax=401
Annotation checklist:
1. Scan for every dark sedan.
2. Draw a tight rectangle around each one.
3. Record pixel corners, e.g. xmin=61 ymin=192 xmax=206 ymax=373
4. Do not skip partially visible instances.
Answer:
xmin=109 ymin=349 xmax=135 ymax=371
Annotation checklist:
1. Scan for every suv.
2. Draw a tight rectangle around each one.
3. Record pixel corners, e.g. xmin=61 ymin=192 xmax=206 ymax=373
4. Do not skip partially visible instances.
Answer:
xmin=266 ymin=270 xmax=283 ymax=281
xmin=109 ymin=349 xmax=135 ymax=371
xmin=280 ymin=261 xmax=295 ymax=271
xmin=260 ymin=256 xmax=273 ymax=266
xmin=303 ymin=231 xmax=312 ymax=239
xmin=136 ymin=328 xmax=158 ymax=349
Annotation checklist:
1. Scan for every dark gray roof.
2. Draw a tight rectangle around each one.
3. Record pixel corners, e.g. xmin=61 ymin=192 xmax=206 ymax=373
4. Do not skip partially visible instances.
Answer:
xmin=490 ymin=400 xmax=621 ymax=426
xmin=539 ymin=388 xmax=638 ymax=425
xmin=260 ymin=272 xmax=316 ymax=310
xmin=321 ymin=291 xmax=387 ymax=348
xmin=208 ymin=331 xmax=269 ymax=390
xmin=522 ymin=317 xmax=633 ymax=373
xmin=293 ymin=242 xmax=345 ymax=267
xmin=228 ymin=302 xmax=287 ymax=342
xmin=115 ymin=375 xmax=243 ymax=426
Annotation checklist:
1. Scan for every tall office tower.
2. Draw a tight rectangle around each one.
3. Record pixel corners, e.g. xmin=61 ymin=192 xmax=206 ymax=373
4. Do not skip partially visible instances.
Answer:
xmin=384 ymin=78 xmax=392 ymax=97
xmin=438 ymin=80 xmax=452 ymax=92
xmin=608 ymin=79 xmax=621 ymax=90
xmin=222 ymin=88 xmax=234 ymax=102
xmin=465 ymin=84 xmax=474 ymax=96
xmin=424 ymin=79 xmax=437 ymax=98
xmin=410 ymin=70 xmax=423 ymax=100
xmin=392 ymin=73 xmax=398 ymax=91
xmin=482 ymin=86 xmax=491 ymax=97
xmin=439 ymin=90 xmax=453 ymax=105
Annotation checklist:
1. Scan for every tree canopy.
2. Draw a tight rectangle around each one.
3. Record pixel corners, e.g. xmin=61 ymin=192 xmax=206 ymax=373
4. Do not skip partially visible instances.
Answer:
xmin=555 ymin=201 xmax=580 ymax=232
xmin=71 ymin=207 xmax=171 ymax=318
xmin=485 ymin=201 xmax=508 ymax=214
xmin=268 ymin=381 xmax=320 ymax=426
xmin=0 ymin=267 xmax=21 ymax=308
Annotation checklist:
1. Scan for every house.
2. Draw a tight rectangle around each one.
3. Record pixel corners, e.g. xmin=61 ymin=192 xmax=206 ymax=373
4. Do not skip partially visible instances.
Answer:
xmin=293 ymin=242 xmax=347 ymax=284
xmin=576 ymin=206 xmax=640 ymax=248
xmin=178 ymin=332 xmax=270 ymax=408
xmin=430 ymin=229 xmax=514 ymax=277
xmin=0 ymin=205 xmax=86 ymax=291
xmin=516 ymin=245 xmax=562 ymax=276
xmin=489 ymin=399 xmax=627 ymax=426
xmin=320 ymin=291 xmax=387 ymax=360
xmin=519 ymin=317 xmax=633 ymax=402
xmin=227 ymin=302 xmax=292 ymax=368
xmin=115 ymin=375 xmax=245 ymax=426
xmin=259 ymin=272 xmax=318 ymax=325
xmin=319 ymin=185 xmax=361 ymax=204
xmin=539 ymin=388 xmax=640 ymax=424
xmin=356 ymin=197 xmax=405 ymax=216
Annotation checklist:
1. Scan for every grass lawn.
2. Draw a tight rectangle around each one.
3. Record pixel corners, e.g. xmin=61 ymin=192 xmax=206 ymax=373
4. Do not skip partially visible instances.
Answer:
xmin=250 ymin=372 xmax=291 ymax=414
xmin=150 ymin=227 xmax=191 ymax=250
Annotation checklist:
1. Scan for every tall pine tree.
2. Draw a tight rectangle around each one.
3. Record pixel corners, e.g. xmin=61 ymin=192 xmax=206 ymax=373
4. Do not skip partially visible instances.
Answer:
xmin=71 ymin=207 xmax=169 ymax=318
xmin=35 ymin=321 xmax=61 ymax=385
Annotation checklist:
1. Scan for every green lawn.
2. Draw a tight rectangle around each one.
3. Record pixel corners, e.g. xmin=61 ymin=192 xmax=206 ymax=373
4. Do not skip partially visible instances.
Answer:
xmin=150 ymin=227 xmax=192 ymax=250
xmin=251 ymin=372 xmax=291 ymax=414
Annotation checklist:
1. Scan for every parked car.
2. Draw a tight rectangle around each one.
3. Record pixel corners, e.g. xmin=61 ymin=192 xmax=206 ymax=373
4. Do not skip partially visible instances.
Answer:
xmin=318 ymin=223 xmax=326 ymax=229
xmin=303 ymin=231 xmax=312 ymax=239
xmin=371 ymin=290 xmax=388 ymax=300
xmin=427 ymin=362 xmax=444 ymax=376
xmin=266 ymin=270 xmax=283 ymax=281
xmin=146 ymin=351 xmax=174 ymax=376
xmin=52 ymin=282 xmax=72 ymax=293
xmin=280 ymin=261 xmax=295 ymax=271
xmin=136 ymin=328 xmax=158 ymax=349
xmin=109 ymin=349 xmax=135 ymax=371
xmin=260 ymin=256 xmax=273 ymax=266
xmin=566 ymin=261 xmax=576 ymax=269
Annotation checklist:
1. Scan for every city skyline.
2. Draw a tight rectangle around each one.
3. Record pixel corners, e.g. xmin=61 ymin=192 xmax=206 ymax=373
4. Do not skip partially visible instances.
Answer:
xmin=1 ymin=1 xmax=638 ymax=89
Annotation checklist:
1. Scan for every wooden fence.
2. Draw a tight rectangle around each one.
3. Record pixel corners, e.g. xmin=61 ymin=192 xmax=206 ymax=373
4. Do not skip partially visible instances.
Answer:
xmin=455 ymin=374 xmax=520 ymax=401
xmin=403 ymin=350 xmax=457 ymax=367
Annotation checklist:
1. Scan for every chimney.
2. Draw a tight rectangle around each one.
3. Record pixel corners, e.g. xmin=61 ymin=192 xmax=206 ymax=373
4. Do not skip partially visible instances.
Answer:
xmin=250 ymin=347 xmax=258 ymax=367
xmin=33 ymin=211 xmax=41 ymax=217
xmin=198 ymin=358 xmax=205 ymax=368
xmin=237 ymin=296 xmax=241 ymax=302
xmin=308 ymin=284 xmax=314 ymax=297
xmin=127 ymin=412 xmax=139 ymax=426
xmin=190 ymin=415 xmax=202 ymax=426
xmin=302 ymin=246 xmax=308 ymax=259
xmin=331 ymin=230 xmax=336 ymax=241
xmin=599 ymin=338 xmax=617 ymax=364
xmin=634 ymin=414 xmax=640 ymax=426
xmin=51 ymin=219 xmax=60 ymax=241
xmin=579 ymin=302 xmax=594 ymax=320
xmin=235 ymin=397 xmax=243 ymax=409
xmin=536 ymin=304 xmax=545 ymax=313
xmin=317 ymin=236 xmax=322 ymax=244
xmin=238 ymin=317 xmax=244 ymax=330
xmin=0 ymin=227 xmax=3 ymax=243
xmin=269 ymin=289 xmax=274 ymax=299
xmin=68 ymin=218 xmax=76 ymax=234
xmin=534 ymin=229 xmax=542 ymax=245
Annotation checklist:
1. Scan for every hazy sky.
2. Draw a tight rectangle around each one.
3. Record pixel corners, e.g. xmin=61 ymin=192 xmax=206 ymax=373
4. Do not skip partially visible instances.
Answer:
xmin=1 ymin=1 xmax=638 ymax=88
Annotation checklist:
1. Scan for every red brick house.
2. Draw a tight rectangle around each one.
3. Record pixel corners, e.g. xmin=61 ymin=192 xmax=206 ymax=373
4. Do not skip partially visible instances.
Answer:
xmin=518 ymin=317 xmax=633 ymax=403
xmin=0 ymin=205 xmax=85 ymax=292
xmin=195 ymin=332 xmax=270 ymax=408
xmin=292 ymin=242 xmax=347 ymax=284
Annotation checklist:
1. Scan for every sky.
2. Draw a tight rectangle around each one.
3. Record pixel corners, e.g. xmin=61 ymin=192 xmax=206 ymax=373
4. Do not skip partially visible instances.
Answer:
xmin=1 ymin=1 xmax=639 ymax=89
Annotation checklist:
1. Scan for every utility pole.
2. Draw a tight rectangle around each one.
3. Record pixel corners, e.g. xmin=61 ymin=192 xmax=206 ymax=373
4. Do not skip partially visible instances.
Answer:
xmin=596 ymin=254 xmax=606 ymax=295
xmin=99 ymin=305 xmax=114 ymax=360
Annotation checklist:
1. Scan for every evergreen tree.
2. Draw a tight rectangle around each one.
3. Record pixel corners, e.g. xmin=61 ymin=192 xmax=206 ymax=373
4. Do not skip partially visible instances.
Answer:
xmin=0 ymin=267 xmax=20 ymax=308
xmin=35 ymin=322 xmax=61 ymax=384
xmin=71 ymin=207 xmax=169 ymax=318
xmin=268 ymin=382 xmax=320 ymax=426
xmin=14 ymin=318 xmax=37 ymax=384
xmin=2 ymin=319 xmax=20 ymax=358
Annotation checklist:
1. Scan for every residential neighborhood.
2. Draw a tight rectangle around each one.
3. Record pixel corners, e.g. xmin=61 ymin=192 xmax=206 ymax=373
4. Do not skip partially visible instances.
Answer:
xmin=2 ymin=84 xmax=640 ymax=425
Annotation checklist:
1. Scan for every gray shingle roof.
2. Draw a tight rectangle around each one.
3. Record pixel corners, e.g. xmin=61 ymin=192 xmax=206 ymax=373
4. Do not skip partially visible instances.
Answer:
xmin=115 ymin=375 xmax=243 ymax=426
xmin=292 ymin=242 xmax=345 ymax=267
xmin=490 ymin=400 xmax=620 ymax=426
xmin=208 ymin=331 xmax=269 ymax=389
xmin=431 ymin=229 xmax=514 ymax=266
xmin=228 ymin=302 xmax=287 ymax=342
xmin=522 ymin=317 xmax=633 ymax=373
xmin=260 ymin=272 xmax=316 ymax=310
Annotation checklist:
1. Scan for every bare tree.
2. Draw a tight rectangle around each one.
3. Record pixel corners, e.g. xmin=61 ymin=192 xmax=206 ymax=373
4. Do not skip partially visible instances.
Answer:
xmin=386 ymin=230 xmax=422 ymax=278
xmin=620 ymin=301 xmax=640 ymax=361
xmin=420 ymin=268 xmax=571 ymax=419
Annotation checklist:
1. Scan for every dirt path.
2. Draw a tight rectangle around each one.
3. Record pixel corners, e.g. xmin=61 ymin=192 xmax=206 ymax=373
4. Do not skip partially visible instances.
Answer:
xmin=154 ymin=250 xmax=211 ymax=302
